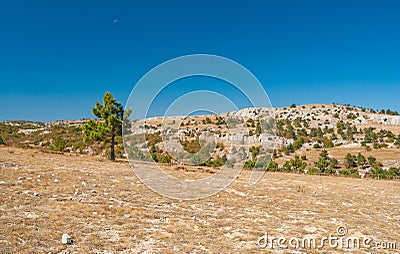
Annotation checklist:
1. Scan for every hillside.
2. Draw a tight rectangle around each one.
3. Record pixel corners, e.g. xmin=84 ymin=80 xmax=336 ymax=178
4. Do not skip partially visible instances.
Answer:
xmin=1 ymin=103 xmax=400 ymax=179
xmin=1 ymin=103 xmax=400 ymax=252
xmin=123 ymin=103 xmax=400 ymax=180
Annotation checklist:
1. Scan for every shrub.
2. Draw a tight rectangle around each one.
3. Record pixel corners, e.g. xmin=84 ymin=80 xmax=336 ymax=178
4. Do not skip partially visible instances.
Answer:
xmin=307 ymin=167 xmax=321 ymax=175
xmin=344 ymin=153 xmax=357 ymax=168
xmin=0 ymin=136 xmax=5 ymax=145
xmin=266 ymin=161 xmax=279 ymax=171
xmin=346 ymin=113 xmax=357 ymax=120
xmin=321 ymin=137 xmax=334 ymax=148
xmin=313 ymin=143 xmax=321 ymax=149
xmin=293 ymin=137 xmax=305 ymax=150
xmin=50 ymin=136 xmax=66 ymax=151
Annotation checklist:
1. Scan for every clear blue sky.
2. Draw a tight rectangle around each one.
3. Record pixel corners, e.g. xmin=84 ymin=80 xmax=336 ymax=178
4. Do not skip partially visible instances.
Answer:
xmin=1 ymin=0 xmax=400 ymax=121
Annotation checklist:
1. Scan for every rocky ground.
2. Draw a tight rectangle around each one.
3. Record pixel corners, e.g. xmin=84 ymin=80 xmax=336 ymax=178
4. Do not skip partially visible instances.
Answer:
xmin=1 ymin=146 xmax=399 ymax=253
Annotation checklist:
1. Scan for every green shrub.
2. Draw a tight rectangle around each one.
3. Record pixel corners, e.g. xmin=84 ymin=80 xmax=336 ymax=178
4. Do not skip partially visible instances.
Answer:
xmin=0 ymin=136 xmax=5 ymax=145
xmin=313 ymin=143 xmax=321 ymax=149
xmin=307 ymin=167 xmax=321 ymax=175
xmin=266 ymin=161 xmax=279 ymax=171
xmin=50 ymin=136 xmax=66 ymax=151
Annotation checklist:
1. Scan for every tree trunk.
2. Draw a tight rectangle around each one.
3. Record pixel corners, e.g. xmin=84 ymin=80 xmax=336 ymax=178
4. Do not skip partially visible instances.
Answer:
xmin=110 ymin=134 xmax=115 ymax=161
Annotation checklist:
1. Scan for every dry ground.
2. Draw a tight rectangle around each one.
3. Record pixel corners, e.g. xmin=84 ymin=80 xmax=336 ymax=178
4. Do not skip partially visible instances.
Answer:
xmin=0 ymin=147 xmax=399 ymax=253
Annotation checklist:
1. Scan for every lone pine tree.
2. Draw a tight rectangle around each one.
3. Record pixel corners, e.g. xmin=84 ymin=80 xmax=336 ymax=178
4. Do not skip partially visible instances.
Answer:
xmin=83 ymin=91 xmax=124 ymax=160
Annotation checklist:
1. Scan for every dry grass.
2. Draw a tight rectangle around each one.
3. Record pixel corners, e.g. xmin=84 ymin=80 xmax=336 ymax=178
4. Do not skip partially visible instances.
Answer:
xmin=0 ymin=147 xmax=399 ymax=253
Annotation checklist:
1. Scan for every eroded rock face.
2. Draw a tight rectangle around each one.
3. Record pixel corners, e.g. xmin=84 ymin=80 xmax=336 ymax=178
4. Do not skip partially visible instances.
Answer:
xmin=368 ymin=114 xmax=400 ymax=125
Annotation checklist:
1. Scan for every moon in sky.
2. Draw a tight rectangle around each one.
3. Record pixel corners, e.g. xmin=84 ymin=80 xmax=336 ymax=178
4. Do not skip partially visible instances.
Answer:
xmin=113 ymin=19 xmax=118 ymax=24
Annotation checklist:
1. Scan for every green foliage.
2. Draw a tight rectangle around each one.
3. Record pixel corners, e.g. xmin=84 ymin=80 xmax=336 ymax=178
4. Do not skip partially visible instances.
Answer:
xmin=201 ymin=155 xmax=227 ymax=167
xmin=49 ymin=136 xmax=66 ymax=151
xmin=314 ymin=150 xmax=337 ymax=173
xmin=153 ymin=153 xmax=172 ymax=163
xmin=83 ymin=92 xmax=126 ymax=160
xmin=367 ymin=156 xmax=376 ymax=165
xmin=309 ymin=127 xmax=324 ymax=138
xmin=344 ymin=153 xmax=357 ymax=168
xmin=297 ymin=128 xmax=307 ymax=137
xmin=0 ymin=136 xmax=5 ymax=145
xmin=357 ymin=153 xmax=366 ymax=167
xmin=330 ymin=157 xmax=338 ymax=168
xmin=249 ymin=146 xmax=261 ymax=159
xmin=266 ymin=161 xmax=279 ymax=171
xmin=283 ymin=155 xmax=307 ymax=173
xmin=384 ymin=109 xmax=399 ymax=115
xmin=321 ymin=137 xmax=334 ymax=148
xmin=368 ymin=167 xmax=400 ymax=179
xmin=346 ymin=113 xmax=357 ymax=120
xmin=313 ymin=143 xmax=321 ymax=149
xmin=283 ymin=144 xmax=295 ymax=155
xmin=307 ymin=167 xmax=321 ymax=175
xmin=293 ymin=137 xmax=305 ymax=150
xmin=255 ymin=121 xmax=262 ymax=137
xmin=253 ymin=155 xmax=272 ymax=170
xmin=364 ymin=127 xmax=377 ymax=143
xmin=83 ymin=120 xmax=108 ymax=142
xmin=339 ymin=168 xmax=360 ymax=177
xmin=181 ymin=138 xmax=201 ymax=153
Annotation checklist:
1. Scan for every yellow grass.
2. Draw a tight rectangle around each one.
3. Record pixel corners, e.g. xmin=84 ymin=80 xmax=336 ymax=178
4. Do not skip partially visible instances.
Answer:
xmin=0 ymin=147 xmax=399 ymax=253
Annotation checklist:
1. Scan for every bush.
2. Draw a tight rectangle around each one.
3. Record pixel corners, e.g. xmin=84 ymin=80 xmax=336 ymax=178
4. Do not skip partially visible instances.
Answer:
xmin=307 ymin=167 xmax=321 ymax=175
xmin=0 ymin=136 xmax=5 ymax=145
xmin=321 ymin=137 xmax=334 ymax=148
xmin=339 ymin=169 xmax=360 ymax=177
xmin=346 ymin=113 xmax=357 ymax=120
xmin=50 ymin=136 xmax=66 ymax=151
xmin=266 ymin=161 xmax=279 ymax=171
xmin=293 ymin=137 xmax=305 ymax=150
xmin=313 ymin=143 xmax=321 ymax=149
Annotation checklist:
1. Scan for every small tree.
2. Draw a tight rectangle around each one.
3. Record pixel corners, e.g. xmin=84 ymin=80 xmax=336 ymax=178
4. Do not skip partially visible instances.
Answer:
xmin=367 ymin=156 xmax=376 ymax=166
xmin=83 ymin=92 xmax=125 ymax=160
xmin=357 ymin=153 xmax=366 ymax=167
xmin=314 ymin=150 xmax=330 ymax=172
xmin=289 ymin=155 xmax=307 ymax=173
xmin=344 ymin=153 xmax=357 ymax=168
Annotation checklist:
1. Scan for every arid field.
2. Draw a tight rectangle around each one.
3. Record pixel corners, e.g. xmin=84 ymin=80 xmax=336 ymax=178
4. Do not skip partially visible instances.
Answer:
xmin=0 ymin=146 xmax=399 ymax=253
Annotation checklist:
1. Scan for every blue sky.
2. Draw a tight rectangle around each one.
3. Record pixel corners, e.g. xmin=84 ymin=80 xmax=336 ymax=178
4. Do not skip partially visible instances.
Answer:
xmin=1 ymin=0 xmax=400 ymax=121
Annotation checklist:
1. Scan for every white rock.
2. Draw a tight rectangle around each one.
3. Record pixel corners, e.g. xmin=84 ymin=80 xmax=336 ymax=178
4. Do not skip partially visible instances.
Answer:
xmin=61 ymin=233 xmax=72 ymax=244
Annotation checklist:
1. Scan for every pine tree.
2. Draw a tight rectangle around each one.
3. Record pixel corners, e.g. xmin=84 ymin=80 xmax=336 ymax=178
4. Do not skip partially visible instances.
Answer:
xmin=314 ymin=150 xmax=330 ymax=172
xmin=83 ymin=92 xmax=125 ymax=160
